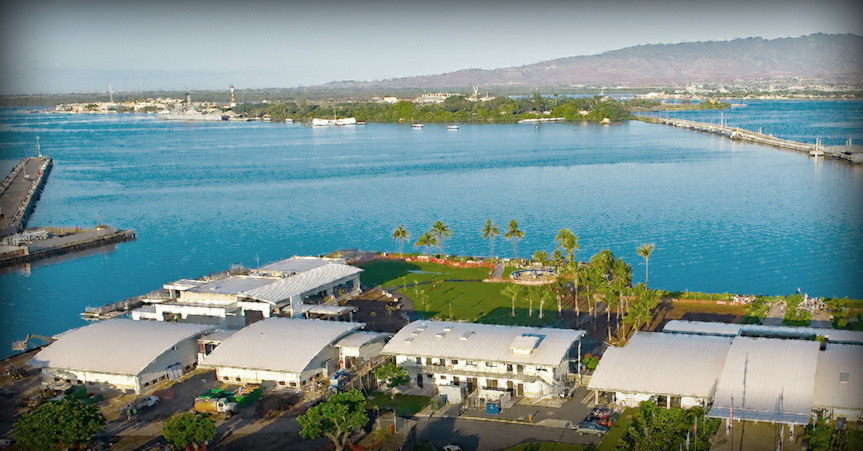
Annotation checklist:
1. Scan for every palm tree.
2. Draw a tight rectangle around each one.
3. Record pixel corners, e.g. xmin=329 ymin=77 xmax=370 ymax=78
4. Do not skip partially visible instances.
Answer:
xmin=503 ymin=220 xmax=525 ymax=259
xmin=414 ymin=232 xmax=438 ymax=256
xmin=602 ymin=287 xmax=620 ymax=340
xmin=565 ymin=260 xmax=581 ymax=318
xmin=501 ymin=284 xmax=521 ymax=318
xmin=527 ymin=286 xmax=536 ymax=317
xmin=637 ymin=243 xmax=655 ymax=284
xmin=481 ymin=220 xmax=499 ymax=259
xmin=431 ymin=221 xmax=452 ymax=257
xmin=533 ymin=250 xmax=550 ymax=268
xmin=554 ymin=229 xmax=579 ymax=262
xmin=391 ymin=225 xmax=409 ymax=257
xmin=538 ymin=287 xmax=551 ymax=319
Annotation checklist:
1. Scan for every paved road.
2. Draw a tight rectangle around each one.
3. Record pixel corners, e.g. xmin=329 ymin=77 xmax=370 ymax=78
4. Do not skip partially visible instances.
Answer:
xmin=0 ymin=158 xmax=47 ymax=231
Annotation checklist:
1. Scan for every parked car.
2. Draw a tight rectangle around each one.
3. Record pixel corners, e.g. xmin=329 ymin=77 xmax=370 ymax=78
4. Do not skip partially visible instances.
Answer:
xmin=587 ymin=406 xmax=612 ymax=420
xmin=443 ymin=446 xmax=463 ymax=451
xmin=575 ymin=421 xmax=608 ymax=436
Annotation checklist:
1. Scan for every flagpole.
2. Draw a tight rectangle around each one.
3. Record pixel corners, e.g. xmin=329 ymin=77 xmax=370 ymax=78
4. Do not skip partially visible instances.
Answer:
xmin=730 ymin=393 xmax=734 ymax=451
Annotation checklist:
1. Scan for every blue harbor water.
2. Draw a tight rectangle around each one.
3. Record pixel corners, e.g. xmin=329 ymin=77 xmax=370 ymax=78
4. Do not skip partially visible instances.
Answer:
xmin=1 ymin=101 xmax=862 ymax=352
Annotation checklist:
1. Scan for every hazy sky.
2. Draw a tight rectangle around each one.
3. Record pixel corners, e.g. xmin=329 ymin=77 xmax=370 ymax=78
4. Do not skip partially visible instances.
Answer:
xmin=1 ymin=0 xmax=861 ymax=94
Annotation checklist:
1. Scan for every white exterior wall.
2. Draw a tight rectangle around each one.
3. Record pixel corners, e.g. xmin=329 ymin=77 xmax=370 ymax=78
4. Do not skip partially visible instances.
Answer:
xmin=137 ymin=335 xmax=202 ymax=392
xmin=615 ymin=392 xmax=654 ymax=407
xmin=216 ymin=366 xmax=302 ymax=387
xmin=42 ymin=368 xmax=139 ymax=392
xmin=210 ymin=346 xmax=339 ymax=388
xmin=392 ymin=354 xmax=562 ymax=398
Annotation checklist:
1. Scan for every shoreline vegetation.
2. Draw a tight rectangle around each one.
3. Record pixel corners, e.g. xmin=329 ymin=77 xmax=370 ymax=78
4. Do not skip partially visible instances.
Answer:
xmin=237 ymin=96 xmax=730 ymax=123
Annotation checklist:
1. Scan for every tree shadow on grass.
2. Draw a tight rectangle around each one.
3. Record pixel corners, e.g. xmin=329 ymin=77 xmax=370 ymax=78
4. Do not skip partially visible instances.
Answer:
xmin=358 ymin=260 xmax=422 ymax=287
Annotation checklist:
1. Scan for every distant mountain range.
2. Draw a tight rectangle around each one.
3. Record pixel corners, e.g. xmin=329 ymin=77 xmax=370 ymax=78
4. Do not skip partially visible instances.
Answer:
xmin=322 ymin=33 xmax=863 ymax=91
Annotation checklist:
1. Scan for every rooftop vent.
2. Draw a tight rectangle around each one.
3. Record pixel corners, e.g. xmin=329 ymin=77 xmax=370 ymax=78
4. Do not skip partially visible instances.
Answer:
xmin=459 ymin=331 xmax=474 ymax=341
xmin=442 ymin=327 xmax=453 ymax=332
xmin=435 ymin=332 xmax=447 ymax=338
xmin=404 ymin=337 xmax=414 ymax=344
xmin=510 ymin=334 xmax=541 ymax=354
xmin=840 ymin=372 xmax=850 ymax=383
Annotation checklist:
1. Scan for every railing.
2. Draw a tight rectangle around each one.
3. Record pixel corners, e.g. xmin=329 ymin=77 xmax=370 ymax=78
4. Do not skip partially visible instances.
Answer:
xmin=407 ymin=363 xmax=540 ymax=383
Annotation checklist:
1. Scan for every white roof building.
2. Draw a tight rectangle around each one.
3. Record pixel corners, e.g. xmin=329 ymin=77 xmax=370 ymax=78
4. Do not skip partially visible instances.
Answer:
xmin=29 ymin=319 xmax=213 ymax=393
xmin=663 ymin=320 xmax=863 ymax=345
xmin=709 ymin=337 xmax=820 ymax=425
xmin=131 ymin=258 xmax=363 ymax=328
xmin=812 ymin=343 xmax=863 ymax=420
xmin=382 ymin=321 xmax=584 ymax=400
xmin=200 ymin=318 xmax=365 ymax=387
xmin=587 ymin=333 xmax=732 ymax=408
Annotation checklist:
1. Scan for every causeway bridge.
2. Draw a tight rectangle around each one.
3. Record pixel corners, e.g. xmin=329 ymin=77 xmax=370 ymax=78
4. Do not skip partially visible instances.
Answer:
xmin=644 ymin=116 xmax=862 ymax=164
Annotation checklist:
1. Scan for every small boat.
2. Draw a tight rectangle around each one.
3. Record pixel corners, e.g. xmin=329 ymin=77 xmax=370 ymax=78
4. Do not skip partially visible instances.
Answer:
xmin=600 ymin=117 xmax=611 ymax=125
xmin=285 ymin=118 xmax=294 ymax=123
xmin=447 ymin=125 xmax=459 ymax=130
xmin=356 ymin=121 xmax=366 ymax=126
xmin=412 ymin=123 xmax=424 ymax=129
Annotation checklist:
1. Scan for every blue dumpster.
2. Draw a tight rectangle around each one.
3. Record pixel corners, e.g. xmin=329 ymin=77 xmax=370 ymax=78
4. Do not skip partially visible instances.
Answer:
xmin=486 ymin=402 xmax=500 ymax=415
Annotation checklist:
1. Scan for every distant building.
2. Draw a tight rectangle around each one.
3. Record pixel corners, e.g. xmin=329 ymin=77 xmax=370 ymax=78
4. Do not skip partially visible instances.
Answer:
xmin=29 ymin=319 xmax=213 ymax=393
xmin=381 ymin=320 xmax=584 ymax=401
xmin=131 ymin=257 xmax=362 ymax=328
xmin=199 ymin=318 xmax=367 ymax=388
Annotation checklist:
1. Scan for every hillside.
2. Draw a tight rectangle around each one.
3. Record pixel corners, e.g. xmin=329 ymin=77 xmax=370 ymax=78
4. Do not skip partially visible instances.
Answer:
xmin=323 ymin=33 xmax=863 ymax=90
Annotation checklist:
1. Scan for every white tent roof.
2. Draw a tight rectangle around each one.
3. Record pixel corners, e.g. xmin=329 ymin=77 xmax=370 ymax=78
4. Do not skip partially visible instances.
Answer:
xmin=812 ymin=343 xmax=863 ymax=411
xmin=335 ymin=331 xmax=390 ymax=349
xmin=29 ymin=319 xmax=213 ymax=376
xmin=587 ymin=332 xmax=733 ymax=398
xmin=242 ymin=263 xmax=362 ymax=304
xmin=664 ymin=320 xmax=863 ymax=345
xmin=381 ymin=320 xmax=583 ymax=367
xmin=709 ymin=337 xmax=820 ymax=425
xmin=200 ymin=318 xmax=363 ymax=374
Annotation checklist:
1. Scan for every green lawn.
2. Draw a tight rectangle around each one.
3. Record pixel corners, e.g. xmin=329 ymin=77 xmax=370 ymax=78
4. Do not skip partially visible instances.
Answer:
xmin=359 ymin=260 xmax=565 ymax=326
xmin=359 ymin=260 xmax=491 ymax=287
xmin=849 ymin=429 xmax=863 ymax=450
xmin=366 ymin=392 xmax=431 ymax=416
xmin=597 ymin=407 xmax=636 ymax=450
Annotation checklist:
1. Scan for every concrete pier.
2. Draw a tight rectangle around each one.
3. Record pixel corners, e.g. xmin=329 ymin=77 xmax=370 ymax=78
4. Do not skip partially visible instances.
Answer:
xmin=643 ymin=117 xmax=863 ymax=164
xmin=0 ymin=226 xmax=136 ymax=268
xmin=0 ymin=156 xmax=53 ymax=237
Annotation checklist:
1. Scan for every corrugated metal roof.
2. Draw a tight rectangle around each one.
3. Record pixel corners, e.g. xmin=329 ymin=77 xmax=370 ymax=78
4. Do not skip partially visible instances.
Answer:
xmin=29 ymin=319 xmax=213 ymax=376
xmin=241 ymin=264 xmax=362 ymax=304
xmin=664 ymin=320 xmax=863 ymax=344
xmin=200 ymin=318 xmax=363 ymax=374
xmin=259 ymin=257 xmax=334 ymax=274
xmin=709 ymin=337 xmax=819 ymax=425
xmin=335 ymin=331 xmax=390 ymax=349
xmin=812 ymin=343 xmax=863 ymax=410
xmin=381 ymin=320 xmax=583 ymax=366
xmin=587 ymin=332 xmax=733 ymax=398
xmin=188 ymin=276 xmax=276 ymax=295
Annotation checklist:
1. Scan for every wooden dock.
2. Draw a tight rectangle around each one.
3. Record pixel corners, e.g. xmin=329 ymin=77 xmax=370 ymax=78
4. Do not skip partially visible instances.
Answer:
xmin=643 ymin=117 xmax=862 ymax=163
xmin=0 ymin=156 xmax=53 ymax=237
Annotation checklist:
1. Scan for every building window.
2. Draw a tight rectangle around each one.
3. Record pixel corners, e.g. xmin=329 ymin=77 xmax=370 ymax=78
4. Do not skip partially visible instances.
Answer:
xmin=466 ymin=360 xmax=476 ymax=366
xmin=235 ymin=377 xmax=242 ymax=382
xmin=453 ymin=377 xmax=460 ymax=386
xmin=223 ymin=376 xmax=230 ymax=381
xmin=451 ymin=359 xmax=458 ymax=365
xmin=144 ymin=382 xmax=150 ymax=387
xmin=485 ymin=362 xmax=496 ymax=368
xmin=415 ymin=357 xmax=422 ymax=364
xmin=290 ymin=382 xmax=297 ymax=387
xmin=487 ymin=379 xmax=498 ymax=389
xmin=440 ymin=375 xmax=447 ymax=380
xmin=279 ymin=381 xmax=286 ymax=386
